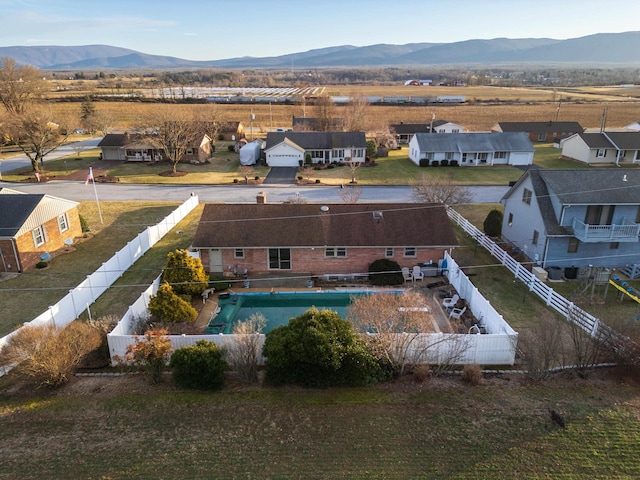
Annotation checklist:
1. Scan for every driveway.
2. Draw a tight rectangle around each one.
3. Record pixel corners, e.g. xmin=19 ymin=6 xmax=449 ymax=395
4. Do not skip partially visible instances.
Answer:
xmin=262 ymin=167 xmax=298 ymax=184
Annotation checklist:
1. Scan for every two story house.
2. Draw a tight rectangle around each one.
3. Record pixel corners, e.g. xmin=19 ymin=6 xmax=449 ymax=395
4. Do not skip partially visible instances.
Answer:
xmin=500 ymin=169 xmax=640 ymax=271
xmin=264 ymin=132 xmax=367 ymax=167
xmin=408 ymin=132 xmax=534 ymax=167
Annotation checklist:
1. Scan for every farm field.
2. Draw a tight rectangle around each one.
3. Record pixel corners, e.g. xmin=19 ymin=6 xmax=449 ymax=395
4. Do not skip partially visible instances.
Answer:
xmin=0 ymin=371 xmax=639 ymax=479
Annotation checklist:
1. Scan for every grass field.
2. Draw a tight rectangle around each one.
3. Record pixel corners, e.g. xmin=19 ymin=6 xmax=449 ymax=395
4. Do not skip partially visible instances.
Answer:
xmin=0 ymin=372 xmax=638 ymax=479
xmin=0 ymin=202 xmax=182 ymax=336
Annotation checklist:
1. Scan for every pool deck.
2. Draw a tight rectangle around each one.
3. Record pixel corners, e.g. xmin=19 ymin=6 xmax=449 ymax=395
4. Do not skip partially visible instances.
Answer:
xmin=196 ymin=274 xmax=465 ymax=334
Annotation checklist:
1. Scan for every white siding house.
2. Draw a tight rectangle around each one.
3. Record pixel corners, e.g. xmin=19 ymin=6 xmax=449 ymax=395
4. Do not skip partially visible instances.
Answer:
xmin=408 ymin=132 xmax=534 ymax=167
xmin=561 ymin=132 xmax=640 ymax=165
xmin=265 ymin=132 xmax=367 ymax=167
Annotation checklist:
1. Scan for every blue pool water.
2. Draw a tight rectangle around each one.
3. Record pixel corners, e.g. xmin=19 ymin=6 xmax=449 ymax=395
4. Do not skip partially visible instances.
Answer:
xmin=205 ymin=290 xmax=401 ymax=334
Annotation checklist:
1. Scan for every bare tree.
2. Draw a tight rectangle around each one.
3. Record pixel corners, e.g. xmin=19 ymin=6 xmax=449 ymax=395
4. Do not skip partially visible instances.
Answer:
xmin=343 ymin=94 xmax=370 ymax=132
xmin=226 ymin=313 xmax=266 ymax=383
xmin=518 ymin=313 xmax=566 ymax=380
xmin=344 ymin=160 xmax=361 ymax=184
xmin=299 ymin=165 xmax=316 ymax=183
xmin=348 ymin=292 xmax=435 ymax=376
xmin=338 ymin=184 xmax=362 ymax=204
xmin=144 ymin=106 xmax=209 ymax=174
xmin=411 ymin=173 xmax=472 ymax=206
xmin=0 ymin=57 xmax=47 ymax=115
xmin=313 ymin=95 xmax=337 ymax=132
xmin=238 ymin=165 xmax=254 ymax=184
xmin=2 ymin=103 xmax=72 ymax=173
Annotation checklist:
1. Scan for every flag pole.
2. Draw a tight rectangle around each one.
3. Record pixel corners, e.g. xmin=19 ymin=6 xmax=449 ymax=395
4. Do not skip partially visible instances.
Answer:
xmin=88 ymin=167 xmax=103 ymax=224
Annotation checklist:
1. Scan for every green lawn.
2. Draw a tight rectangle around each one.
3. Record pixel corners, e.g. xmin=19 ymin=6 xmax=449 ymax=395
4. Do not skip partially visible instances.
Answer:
xmin=0 ymin=375 xmax=638 ymax=479
xmin=0 ymin=202 xmax=180 ymax=337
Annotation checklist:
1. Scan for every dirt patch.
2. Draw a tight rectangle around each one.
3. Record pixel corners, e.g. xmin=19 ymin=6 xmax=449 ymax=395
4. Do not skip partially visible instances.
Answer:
xmin=159 ymin=170 xmax=188 ymax=177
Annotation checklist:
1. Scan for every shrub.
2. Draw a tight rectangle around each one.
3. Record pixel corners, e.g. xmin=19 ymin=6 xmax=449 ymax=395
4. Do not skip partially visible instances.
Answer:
xmin=327 ymin=164 xmax=335 ymax=169
xmin=431 ymin=160 xmax=439 ymax=166
xmin=419 ymin=159 xmax=430 ymax=167
xmin=483 ymin=209 xmax=504 ymax=237
xmin=148 ymin=282 xmax=198 ymax=323
xmin=2 ymin=322 xmax=103 ymax=387
xmin=79 ymin=214 xmax=90 ymax=233
xmin=218 ymin=134 xmax=225 ymax=141
xmin=209 ymin=275 xmax=231 ymax=291
xmin=297 ymin=175 xmax=303 ymax=181
xmin=450 ymin=160 xmax=459 ymax=167
xmin=461 ymin=364 xmax=483 ymax=385
xmin=226 ymin=313 xmax=266 ymax=383
xmin=315 ymin=179 xmax=321 ymax=183
xmin=305 ymin=153 xmax=312 ymax=165
xmin=412 ymin=364 xmax=431 ymax=383
xmin=227 ymin=145 xmax=235 ymax=152
xmin=35 ymin=261 xmax=48 ymax=269
xmin=254 ymin=176 xmax=260 ymax=181
xmin=263 ymin=308 xmax=387 ymax=388
xmin=233 ymin=178 xmax=238 ymax=183
xmin=161 ymin=249 xmax=208 ymax=296
xmin=368 ymin=258 xmax=404 ymax=286
xmin=125 ymin=329 xmax=172 ymax=384
xmin=170 ymin=340 xmax=227 ymax=390
xmin=440 ymin=159 xmax=449 ymax=167
xmin=298 ymin=159 xmax=303 ymax=167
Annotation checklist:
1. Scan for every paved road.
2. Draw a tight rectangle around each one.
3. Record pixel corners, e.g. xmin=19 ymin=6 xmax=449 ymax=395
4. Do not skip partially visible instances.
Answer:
xmin=0 ymin=136 xmax=509 ymax=203
xmin=0 ymin=137 xmax=103 ymax=175
xmin=0 ymin=180 xmax=509 ymax=204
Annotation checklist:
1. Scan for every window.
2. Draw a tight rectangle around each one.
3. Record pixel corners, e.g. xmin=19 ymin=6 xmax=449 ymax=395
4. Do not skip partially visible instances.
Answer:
xmin=461 ymin=153 xmax=467 ymax=163
xmin=522 ymin=188 xmax=532 ymax=205
xmin=494 ymin=151 xmax=507 ymax=159
xmin=425 ymin=152 xmax=433 ymax=160
xmin=325 ymin=247 xmax=347 ymax=258
xmin=445 ymin=152 xmax=454 ymax=160
xmin=186 ymin=147 xmax=194 ymax=155
xmin=332 ymin=149 xmax=344 ymax=159
xmin=310 ymin=150 xmax=324 ymax=159
xmin=508 ymin=213 xmax=513 ymax=226
xmin=478 ymin=152 xmax=488 ymax=163
xmin=532 ymin=230 xmax=539 ymax=245
xmin=451 ymin=128 xmax=460 ymax=133
xmin=596 ymin=148 xmax=607 ymax=158
xmin=353 ymin=148 xmax=364 ymax=158
xmin=610 ymin=242 xmax=620 ymax=250
xmin=32 ymin=226 xmax=45 ymax=247
xmin=234 ymin=248 xmax=244 ymax=259
xmin=537 ymin=132 xmax=546 ymax=142
xmin=404 ymin=247 xmax=417 ymax=257
xmin=268 ymin=248 xmax=291 ymax=270
xmin=385 ymin=248 xmax=394 ymax=258
xmin=568 ymin=238 xmax=579 ymax=253
xmin=57 ymin=213 xmax=69 ymax=233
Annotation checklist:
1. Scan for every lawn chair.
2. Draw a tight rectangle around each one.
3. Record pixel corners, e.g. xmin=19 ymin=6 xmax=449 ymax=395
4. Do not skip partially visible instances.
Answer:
xmin=412 ymin=266 xmax=425 ymax=282
xmin=442 ymin=293 xmax=459 ymax=311
xmin=448 ymin=306 xmax=467 ymax=320
xmin=401 ymin=267 xmax=413 ymax=282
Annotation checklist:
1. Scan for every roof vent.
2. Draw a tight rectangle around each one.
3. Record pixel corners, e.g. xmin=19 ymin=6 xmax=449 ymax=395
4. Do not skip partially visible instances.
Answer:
xmin=373 ymin=211 xmax=384 ymax=220
xmin=320 ymin=205 xmax=329 ymax=212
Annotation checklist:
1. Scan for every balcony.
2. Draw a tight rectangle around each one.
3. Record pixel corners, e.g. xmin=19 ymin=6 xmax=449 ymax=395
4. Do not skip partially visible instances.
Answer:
xmin=572 ymin=218 xmax=640 ymax=243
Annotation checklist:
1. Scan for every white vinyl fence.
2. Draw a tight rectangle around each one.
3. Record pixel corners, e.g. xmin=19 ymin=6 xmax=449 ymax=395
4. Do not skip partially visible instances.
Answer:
xmin=108 ymin=251 xmax=518 ymax=366
xmin=446 ymin=207 xmax=621 ymax=345
xmin=0 ymin=195 xmax=199 ymax=353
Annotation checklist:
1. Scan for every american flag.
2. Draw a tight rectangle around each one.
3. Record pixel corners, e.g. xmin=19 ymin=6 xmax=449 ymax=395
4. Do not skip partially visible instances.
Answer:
xmin=85 ymin=167 xmax=94 ymax=185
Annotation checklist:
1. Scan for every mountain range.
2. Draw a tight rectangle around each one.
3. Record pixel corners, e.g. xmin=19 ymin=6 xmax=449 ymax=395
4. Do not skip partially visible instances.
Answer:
xmin=1 ymin=32 xmax=639 ymax=70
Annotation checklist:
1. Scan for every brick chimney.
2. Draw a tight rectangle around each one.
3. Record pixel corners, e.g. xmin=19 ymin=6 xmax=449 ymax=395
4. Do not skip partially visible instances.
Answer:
xmin=256 ymin=192 xmax=266 ymax=204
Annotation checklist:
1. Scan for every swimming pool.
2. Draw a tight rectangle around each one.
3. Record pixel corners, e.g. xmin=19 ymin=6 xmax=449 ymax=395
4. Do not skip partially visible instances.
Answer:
xmin=205 ymin=290 xmax=402 ymax=334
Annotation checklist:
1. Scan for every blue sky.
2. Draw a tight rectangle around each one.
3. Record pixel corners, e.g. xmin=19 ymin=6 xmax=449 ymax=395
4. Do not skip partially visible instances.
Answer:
xmin=1 ymin=0 xmax=639 ymax=60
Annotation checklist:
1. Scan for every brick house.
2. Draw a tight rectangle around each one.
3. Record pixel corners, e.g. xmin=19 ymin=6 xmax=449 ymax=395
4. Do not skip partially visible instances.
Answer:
xmin=0 ymin=189 xmax=82 ymax=272
xmin=491 ymin=121 xmax=584 ymax=143
xmin=191 ymin=195 xmax=458 ymax=276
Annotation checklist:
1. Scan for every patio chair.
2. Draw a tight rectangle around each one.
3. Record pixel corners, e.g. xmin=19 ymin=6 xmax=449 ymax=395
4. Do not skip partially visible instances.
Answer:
xmin=412 ymin=266 xmax=425 ymax=282
xmin=448 ymin=306 xmax=467 ymax=320
xmin=442 ymin=294 xmax=459 ymax=310
xmin=401 ymin=267 xmax=413 ymax=282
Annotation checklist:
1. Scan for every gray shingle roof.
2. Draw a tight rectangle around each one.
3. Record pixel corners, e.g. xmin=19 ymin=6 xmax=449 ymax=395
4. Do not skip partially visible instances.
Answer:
xmin=605 ymin=131 xmax=640 ymax=150
xmin=0 ymin=195 xmax=42 ymax=237
xmin=496 ymin=121 xmax=583 ymax=133
xmin=97 ymin=134 xmax=127 ymax=147
xmin=537 ymin=169 xmax=640 ymax=205
xmin=265 ymin=132 xmax=366 ymax=150
xmin=576 ymin=132 xmax=615 ymax=148
xmin=390 ymin=121 xmax=448 ymax=134
xmin=192 ymin=203 xmax=458 ymax=249
xmin=413 ymin=132 xmax=534 ymax=153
